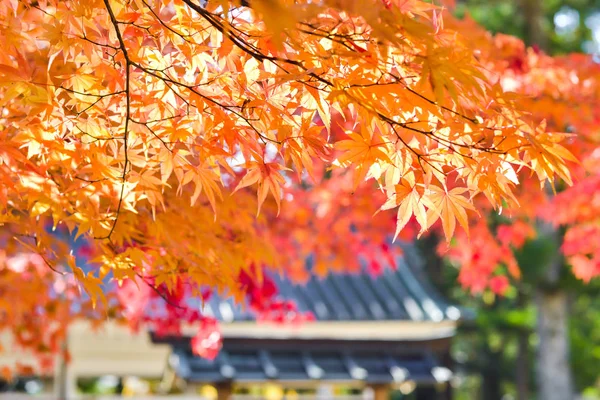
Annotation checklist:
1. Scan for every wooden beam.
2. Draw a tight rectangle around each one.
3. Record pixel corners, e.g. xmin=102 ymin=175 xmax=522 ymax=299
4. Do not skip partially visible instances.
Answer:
xmin=370 ymin=384 xmax=390 ymax=400
xmin=216 ymin=382 xmax=233 ymax=400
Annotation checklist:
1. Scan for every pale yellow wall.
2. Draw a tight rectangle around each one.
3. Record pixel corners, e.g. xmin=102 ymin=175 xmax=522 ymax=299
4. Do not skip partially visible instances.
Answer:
xmin=0 ymin=321 xmax=170 ymax=379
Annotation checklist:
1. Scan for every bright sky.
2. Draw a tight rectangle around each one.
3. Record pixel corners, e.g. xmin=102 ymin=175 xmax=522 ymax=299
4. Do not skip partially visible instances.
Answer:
xmin=554 ymin=5 xmax=600 ymax=61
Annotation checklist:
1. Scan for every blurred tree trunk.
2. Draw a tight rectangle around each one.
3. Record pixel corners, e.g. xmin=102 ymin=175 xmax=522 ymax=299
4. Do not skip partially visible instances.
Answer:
xmin=535 ymin=287 xmax=574 ymax=400
xmin=520 ymin=0 xmax=548 ymax=50
xmin=480 ymin=344 xmax=502 ymax=400
xmin=534 ymin=223 xmax=573 ymax=400
xmin=520 ymin=0 xmax=572 ymax=392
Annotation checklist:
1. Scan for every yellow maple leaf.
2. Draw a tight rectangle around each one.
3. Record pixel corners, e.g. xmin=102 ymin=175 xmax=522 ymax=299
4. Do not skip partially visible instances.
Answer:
xmin=234 ymin=162 xmax=287 ymax=216
xmin=335 ymin=131 xmax=391 ymax=189
xmin=425 ymin=186 xmax=478 ymax=240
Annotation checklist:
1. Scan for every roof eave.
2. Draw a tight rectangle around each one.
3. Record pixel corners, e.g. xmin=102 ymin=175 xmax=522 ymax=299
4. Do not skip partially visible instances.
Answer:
xmin=175 ymin=320 xmax=457 ymax=341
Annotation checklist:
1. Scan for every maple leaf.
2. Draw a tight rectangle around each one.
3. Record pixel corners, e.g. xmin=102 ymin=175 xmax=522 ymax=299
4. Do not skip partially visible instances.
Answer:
xmin=191 ymin=319 xmax=222 ymax=360
xmin=234 ymin=162 xmax=287 ymax=215
xmin=425 ymin=186 xmax=478 ymax=240
xmin=0 ymin=366 xmax=12 ymax=382
xmin=380 ymin=178 xmax=430 ymax=239
xmin=70 ymin=256 xmax=106 ymax=309
xmin=489 ymin=275 xmax=510 ymax=296
xmin=335 ymin=130 xmax=391 ymax=189
xmin=569 ymin=255 xmax=599 ymax=283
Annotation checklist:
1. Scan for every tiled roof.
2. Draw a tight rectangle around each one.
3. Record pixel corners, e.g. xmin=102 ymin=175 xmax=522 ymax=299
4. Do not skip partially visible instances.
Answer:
xmin=199 ymin=244 xmax=463 ymax=323
xmin=155 ymin=244 xmax=461 ymax=385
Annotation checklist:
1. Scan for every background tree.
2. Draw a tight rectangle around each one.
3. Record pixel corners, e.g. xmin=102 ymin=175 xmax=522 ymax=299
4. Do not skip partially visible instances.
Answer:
xmin=433 ymin=3 xmax=600 ymax=399
xmin=454 ymin=0 xmax=600 ymax=54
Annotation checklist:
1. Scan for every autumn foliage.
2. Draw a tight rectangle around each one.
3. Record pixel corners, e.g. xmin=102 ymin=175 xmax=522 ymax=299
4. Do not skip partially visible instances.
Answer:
xmin=0 ymin=0 xmax=592 ymax=370
xmin=440 ymin=16 xmax=600 ymax=294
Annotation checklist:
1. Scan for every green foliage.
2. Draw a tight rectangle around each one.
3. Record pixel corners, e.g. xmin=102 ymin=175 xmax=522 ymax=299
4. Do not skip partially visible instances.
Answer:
xmin=455 ymin=0 xmax=600 ymax=54
xmin=455 ymin=1 xmax=524 ymax=38
xmin=514 ymin=233 xmax=561 ymax=283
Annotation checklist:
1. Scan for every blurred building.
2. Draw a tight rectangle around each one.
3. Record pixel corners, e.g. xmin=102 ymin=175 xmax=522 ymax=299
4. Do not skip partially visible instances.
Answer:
xmin=0 ymin=246 xmax=464 ymax=399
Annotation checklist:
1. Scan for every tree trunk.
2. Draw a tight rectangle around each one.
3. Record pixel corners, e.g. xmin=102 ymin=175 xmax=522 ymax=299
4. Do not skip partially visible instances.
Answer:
xmin=535 ymin=288 xmax=573 ymax=400
xmin=515 ymin=330 xmax=530 ymax=400
xmin=520 ymin=0 xmax=548 ymax=51
xmin=480 ymin=347 xmax=502 ymax=400
xmin=54 ymin=334 xmax=74 ymax=400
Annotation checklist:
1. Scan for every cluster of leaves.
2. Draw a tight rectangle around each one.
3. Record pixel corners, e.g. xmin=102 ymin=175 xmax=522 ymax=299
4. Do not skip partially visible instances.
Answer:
xmin=440 ymin=14 xmax=600 ymax=292
xmin=0 ymin=0 xmax=578 ymax=370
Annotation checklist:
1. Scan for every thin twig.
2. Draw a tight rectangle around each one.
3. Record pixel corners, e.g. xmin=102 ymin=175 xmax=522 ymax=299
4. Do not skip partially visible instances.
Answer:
xmin=98 ymin=0 xmax=132 ymax=241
